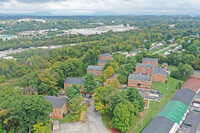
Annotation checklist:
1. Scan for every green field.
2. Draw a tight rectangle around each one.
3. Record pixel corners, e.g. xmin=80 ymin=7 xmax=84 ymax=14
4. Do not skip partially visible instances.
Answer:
xmin=128 ymin=76 xmax=183 ymax=133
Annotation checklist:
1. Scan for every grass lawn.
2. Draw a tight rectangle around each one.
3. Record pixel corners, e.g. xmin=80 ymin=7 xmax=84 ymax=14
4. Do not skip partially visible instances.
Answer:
xmin=51 ymin=113 xmax=78 ymax=124
xmin=101 ymin=113 xmax=112 ymax=130
xmin=127 ymin=75 xmax=183 ymax=133
xmin=45 ymin=121 xmax=53 ymax=133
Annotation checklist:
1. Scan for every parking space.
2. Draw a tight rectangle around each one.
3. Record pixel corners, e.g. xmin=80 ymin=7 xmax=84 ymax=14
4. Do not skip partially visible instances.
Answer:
xmin=177 ymin=96 xmax=200 ymax=133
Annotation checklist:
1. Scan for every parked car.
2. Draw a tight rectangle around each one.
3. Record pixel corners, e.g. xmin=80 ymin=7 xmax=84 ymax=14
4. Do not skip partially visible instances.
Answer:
xmin=193 ymin=100 xmax=200 ymax=104
xmin=60 ymin=91 xmax=66 ymax=96
xmin=183 ymin=121 xmax=192 ymax=127
xmin=191 ymin=103 xmax=200 ymax=108
xmin=193 ymin=109 xmax=200 ymax=112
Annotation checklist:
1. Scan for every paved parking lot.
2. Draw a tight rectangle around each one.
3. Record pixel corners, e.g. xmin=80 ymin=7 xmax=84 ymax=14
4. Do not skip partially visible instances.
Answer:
xmin=178 ymin=111 xmax=200 ymax=133
xmin=53 ymin=99 xmax=110 ymax=133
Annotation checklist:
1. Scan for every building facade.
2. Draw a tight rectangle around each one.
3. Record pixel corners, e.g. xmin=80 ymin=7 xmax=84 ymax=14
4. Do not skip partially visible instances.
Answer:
xmin=87 ymin=65 xmax=104 ymax=76
xmin=98 ymin=60 xmax=106 ymax=66
xmin=152 ymin=67 xmax=167 ymax=83
xmin=45 ymin=96 xmax=69 ymax=119
xmin=136 ymin=63 xmax=154 ymax=74
xmin=64 ymin=77 xmax=85 ymax=89
xmin=128 ymin=74 xmax=152 ymax=89
xmin=142 ymin=58 xmax=158 ymax=67
xmin=99 ymin=53 xmax=113 ymax=60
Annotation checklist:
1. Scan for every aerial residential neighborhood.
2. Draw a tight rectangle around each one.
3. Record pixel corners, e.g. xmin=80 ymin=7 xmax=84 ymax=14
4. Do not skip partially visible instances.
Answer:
xmin=1 ymin=2 xmax=200 ymax=133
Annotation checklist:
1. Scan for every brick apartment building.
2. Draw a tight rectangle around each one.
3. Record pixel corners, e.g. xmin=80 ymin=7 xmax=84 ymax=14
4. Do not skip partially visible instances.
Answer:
xmin=98 ymin=60 xmax=106 ymax=66
xmin=64 ymin=77 xmax=85 ymax=89
xmin=128 ymin=74 xmax=152 ymax=89
xmin=99 ymin=53 xmax=113 ymax=60
xmin=136 ymin=63 xmax=154 ymax=74
xmin=142 ymin=58 xmax=158 ymax=67
xmin=87 ymin=65 xmax=104 ymax=76
xmin=45 ymin=96 xmax=69 ymax=119
xmin=152 ymin=67 xmax=167 ymax=83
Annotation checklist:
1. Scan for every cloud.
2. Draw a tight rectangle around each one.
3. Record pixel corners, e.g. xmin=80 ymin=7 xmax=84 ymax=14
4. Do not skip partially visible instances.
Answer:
xmin=0 ymin=0 xmax=200 ymax=15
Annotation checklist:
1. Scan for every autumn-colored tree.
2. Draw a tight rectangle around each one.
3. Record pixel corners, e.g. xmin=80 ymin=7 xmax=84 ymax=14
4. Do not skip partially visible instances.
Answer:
xmin=32 ymin=122 xmax=46 ymax=133
xmin=103 ymin=66 xmax=114 ymax=79
xmin=105 ymin=78 xmax=121 ymax=89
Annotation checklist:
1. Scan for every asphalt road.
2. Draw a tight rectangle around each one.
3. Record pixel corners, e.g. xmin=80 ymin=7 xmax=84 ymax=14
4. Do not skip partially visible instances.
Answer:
xmin=152 ymin=43 xmax=178 ymax=55
xmin=53 ymin=100 xmax=110 ymax=133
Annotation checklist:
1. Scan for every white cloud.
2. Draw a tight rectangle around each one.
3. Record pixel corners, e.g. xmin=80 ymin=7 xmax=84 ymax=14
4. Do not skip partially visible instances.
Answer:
xmin=0 ymin=0 xmax=200 ymax=15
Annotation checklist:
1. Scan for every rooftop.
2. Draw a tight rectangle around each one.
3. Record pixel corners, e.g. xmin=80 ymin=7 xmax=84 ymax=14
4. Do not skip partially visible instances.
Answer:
xmin=171 ymin=88 xmax=196 ymax=106
xmin=98 ymin=60 xmax=106 ymax=63
xmin=152 ymin=67 xmax=167 ymax=76
xmin=128 ymin=74 xmax=151 ymax=81
xmin=191 ymin=70 xmax=200 ymax=79
xmin=182 ymin=78 xmax=200 ymax=92
xmin=142 ymin=116 xmax=175 ymax=133
xmin=64 ymin=77 xmax=85 ymax=85
xmin=87 ymin=65 xmax=104 ymax=71
xmin=143 ymin=58 xmax=158 ymax=62
xmin=162 ymin=62 xmax=168 ymax=65
xmin=136 ymin=63 xmax=154 ymax=68
xmin=45 ymin=96 xmax=67 ymax=109
xmin=100 ymin=53 xmax=112 ymax=57
xmin=158 ymin=100 xmax=188 ymax=124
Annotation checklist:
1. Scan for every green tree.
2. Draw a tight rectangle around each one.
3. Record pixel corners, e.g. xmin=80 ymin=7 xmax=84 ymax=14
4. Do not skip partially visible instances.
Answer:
xmin=65 ymin=84 xmax=81 ymax=101
xmin=84 ymin=73 xmax=98 ymax=95
xmin=103 ymin=66 xmax=115 ymax=79
xmin=69 ymin=96 xmax=87 ymax=120
xmin=117 ymin=74 xmax=127 ymax=84
xmin=32 ymin=122 xmax=46 ymax=133
xmin=1 ymin=95 xmax=52 ymax=133
xmin=112 ymin=101 xmax=135 ymax=132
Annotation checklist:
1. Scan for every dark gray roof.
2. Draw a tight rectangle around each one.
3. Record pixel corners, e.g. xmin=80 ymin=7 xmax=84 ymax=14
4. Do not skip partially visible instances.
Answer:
xmin=142 ymin=116 xmax=175 ymax=133
xmin=152 ymin=67 xmax=167 ymax=76
xmin=87 ymin=65 xmax=104 ymax=71
xmin=162 ymin=62 xmax=168 ymax=65
xmin=143 ymin=58 xmax=158 ymax=62
xmin=128 ymin=74 xmax=151 ymax=81
xmin=64 ymin=77 xmax=85 ymax=85
xmin=45 ymin=96 xmax=67 ymax=109
xmin=100 ymin=53 xmax=112 ymax=57
xmin=171 ymin=88 xmax=196 ymax=106
xmin=136 ymin=63 xmax=154 ymax=68
xmin=98 ymin=60 xmax=106 ymax=63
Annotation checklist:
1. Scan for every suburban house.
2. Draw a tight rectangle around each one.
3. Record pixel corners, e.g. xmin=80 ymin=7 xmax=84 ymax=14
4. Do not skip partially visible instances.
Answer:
xmin=142 ymin=58 xmax=158 ymax=67
xmin=64 ymin=77 xmax=85 ymax=89
xmin=98 ymin=60 xmax=106 ymax=66
xmin=136 ymin=63 xmax=154 ymax=74
xmin=45 ymin=96 xmax=69 ymax=119
xmin=152 ymin=67 xmax=167 ymax=83
xmin=128 ymin=74 xmax=152 ymax=89
xmin=99 ymin=53 xmax=113 ymax=60
xmin=87 ymin=65 xmax=104 ymax=76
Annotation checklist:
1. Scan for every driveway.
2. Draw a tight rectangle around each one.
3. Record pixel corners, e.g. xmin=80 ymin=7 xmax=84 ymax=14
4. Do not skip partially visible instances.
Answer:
xmin=53 ymin=99 xmax=110 ymax=133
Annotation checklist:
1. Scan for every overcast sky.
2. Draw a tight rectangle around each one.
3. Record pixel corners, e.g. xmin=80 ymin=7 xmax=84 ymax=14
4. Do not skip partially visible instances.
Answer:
xmin=0 ymin=0 xmax=200 ymax=15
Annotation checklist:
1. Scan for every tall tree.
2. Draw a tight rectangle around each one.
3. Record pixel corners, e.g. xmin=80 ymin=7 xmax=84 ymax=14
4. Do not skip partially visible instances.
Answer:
xmin=84 ymin=73 xmax=98 ymax=95
xmin=65 ymin=84 xmax=81 ymax=101
xmin=1 ymin=95 xmax=52 ymax=133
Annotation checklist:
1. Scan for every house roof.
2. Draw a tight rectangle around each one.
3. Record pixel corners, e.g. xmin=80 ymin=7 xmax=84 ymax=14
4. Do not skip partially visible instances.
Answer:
xmin=87 ymin=65 xmax=104 ymax=71
xmin=142 ymin=116 xmax=175 ymax=133
xmin=191 ymin=70 xmax=200 ymax=79
xmin=98 ymin=60 xmax=106 ymax=63
xmin=152 ymin=67 xmax=167 ymax=76
xmin=182 ymin=78 xmax=200 ymax=92
xmin=128 ymin=74 xmax=151 ymax=81
xmin=64 ymin=77 xmax=85 ymax=85
xmin=162 ymin=62 xmax=168 ymax=65
xmin=158 ymin=100 xmax=188 ymax=124
xmin=136 ymin=63 xmax=154 ymax=68
xmin=45 ymin=96 xmax=67 ymax=109
xmin=171 ymin=88 xmax=196 ymax=106
xmin=143 ymin=58 xmax=158 ymax=62
xmin=100 ymin=53 xmax=112 ymax=57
